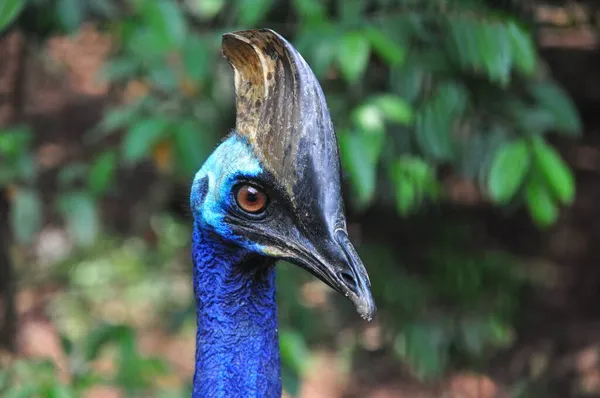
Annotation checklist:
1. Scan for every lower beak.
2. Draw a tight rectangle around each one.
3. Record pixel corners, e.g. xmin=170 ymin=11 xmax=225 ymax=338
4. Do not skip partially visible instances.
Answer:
xmin=285 ymin=229 xmax=376 ymax=321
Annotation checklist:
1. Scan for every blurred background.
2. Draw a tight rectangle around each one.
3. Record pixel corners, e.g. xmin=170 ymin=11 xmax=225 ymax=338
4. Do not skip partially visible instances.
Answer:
xmin=0 ymin=0 xmax=599 ymax=397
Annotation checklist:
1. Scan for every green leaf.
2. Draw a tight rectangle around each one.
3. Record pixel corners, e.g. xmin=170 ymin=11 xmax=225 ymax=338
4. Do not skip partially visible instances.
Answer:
xmin=395 ymin=321 xmax=450 ymax=379
xmin=294 ymin=25 xmax=339 ymax=78
xmin=439 ymin=82 xmax=469 ymax=114
xmin=394 ymin=179 xmax=416 ymax=216
xmin=142 ymin=0 xmax=187 ymax=47
xmin=509 ymin=105 xmax=555 ymax=136
xmin=122 ymin=117 xmax=169 ymax=163
xmin=127 ymin=28 xmax=172 ymax=59
xmin=390 ymin=64 xmax=424 ymax=103
xmin=526 ymin=177 xmax=559 ymax=228
xmin=0 ymin=126 xmax=32 ymax=157
xmin=371 ymin=94 xmax=413 ymax=125
xmin=83 ymin=324 xmax=131 ymax=361
xmin=396 ymin=157 xmax=436 ymax=185
xmin=0 ymin=0 xmax=25 ymax=32
xmin=57 ymin=0 xmax=85 ymax=31
xmin=532 ymin=137 xmax=575 ymax=205
xmin=459 ymin=126 xmax=508 ymax=180
xmin=47 ymin=384 xmax=74 ymax=398
xmin=88 ymin=102 xmax=144 ymax=146
xmin=237 ymin=0 xmax=274 ymax=26
xmin=279 ymin=329 xmax=309 ymax=375
xmin=447 ymin=17 xmax=476 ymax=70
xmin=487 ymin=139 xmax=531 ymax=204
xmin=448 ymin=17 xmax=512 ymax=85
xmin=488 ymin=316 xmax=515 ymax=347
xmin=482 ymin=23 xmax=512 ymax=86
xmin=99 ymin=106 xmax=140 ymax=134
xmin=365 ymin=26 xmax=406 ymax=66
xmin=415 ymin=83 xmax=467 ymax=161
xmin=392 ymin=156 xmax=439 ymax=215
xmin=116 ymin=328 xmax=142 ymax=389
xmin=339 ymin=129 xmax=383 ymax=208
xmin=11 ymin=188 xmax=42 ymax=244
xmin=60 ymin=335 xmax=73 ymax=356
xmin=507 ymin=21 xmax=536 ymax=75
xmin=173 ymin=120 xmax=213 ymax=176
xmin=352 ymin=103 xmax=385 ymax=134
xmin=292 ymin=0 xmax=325 ymax=24
xmin=337 ymin=0 xmax=364 ymax=24
xmin=337 ymin=32 xmax=370 ymax=84
xmin=416 ymin=104 xmax=451 ymax=161
xmin=182 ymin=35 xmax=211 ymax=82
xmin=529 ymin=82 xmax=582 ymax=136
xmin=311 ymin=38 xmax=338 ymax=79
xmin=57 ymin=191 xmax=98 ymax=246
xmin=281 ymin=366 xmax=300 ymax=398
xmin=88 ymin=151 xmax=117 ymax=196
xmin=187 ymin=0 xmax=224 ymax=19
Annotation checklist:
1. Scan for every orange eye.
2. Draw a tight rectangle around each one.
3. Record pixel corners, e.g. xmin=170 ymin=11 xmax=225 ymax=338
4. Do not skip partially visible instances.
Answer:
xmin=235 ymin=184 xmax=268 ymax=214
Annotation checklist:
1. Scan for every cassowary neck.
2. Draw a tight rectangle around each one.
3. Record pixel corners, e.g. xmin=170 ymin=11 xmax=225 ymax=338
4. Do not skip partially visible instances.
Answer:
xmin=191 ymin=223 xmax=281 ymax=398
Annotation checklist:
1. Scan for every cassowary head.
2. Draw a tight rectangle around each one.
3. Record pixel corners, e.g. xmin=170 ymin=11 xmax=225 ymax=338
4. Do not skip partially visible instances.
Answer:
xmin=190 ymin=29 xmax=375 ymax=320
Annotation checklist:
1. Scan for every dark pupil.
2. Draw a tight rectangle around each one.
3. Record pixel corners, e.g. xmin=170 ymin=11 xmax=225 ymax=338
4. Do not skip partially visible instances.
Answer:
xmin=245 ymin=187 xmax=259 ymax=203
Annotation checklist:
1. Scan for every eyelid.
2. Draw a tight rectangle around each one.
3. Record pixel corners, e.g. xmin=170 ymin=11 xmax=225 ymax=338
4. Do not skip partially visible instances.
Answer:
xmin=232 ymin=175 xmax=268 ymax=190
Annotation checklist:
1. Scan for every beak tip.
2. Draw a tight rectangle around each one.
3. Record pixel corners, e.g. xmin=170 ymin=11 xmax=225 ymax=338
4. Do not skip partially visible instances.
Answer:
xmin=356 ymin=296 xmax=377 ymax=322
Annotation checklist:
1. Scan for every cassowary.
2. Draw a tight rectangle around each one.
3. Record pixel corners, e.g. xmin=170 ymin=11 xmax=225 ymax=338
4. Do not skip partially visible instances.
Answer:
xmin=190 ymin=29 xmax=375 ymax=397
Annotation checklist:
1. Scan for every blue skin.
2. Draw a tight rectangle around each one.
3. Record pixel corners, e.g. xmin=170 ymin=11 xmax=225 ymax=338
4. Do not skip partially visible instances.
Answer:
xmin=190 ymin=133 xmax=281 ymax=397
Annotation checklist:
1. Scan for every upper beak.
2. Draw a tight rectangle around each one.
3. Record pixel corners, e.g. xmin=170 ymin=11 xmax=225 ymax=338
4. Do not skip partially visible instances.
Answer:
xmin=283 ymin=229 xmax=376 ymax=321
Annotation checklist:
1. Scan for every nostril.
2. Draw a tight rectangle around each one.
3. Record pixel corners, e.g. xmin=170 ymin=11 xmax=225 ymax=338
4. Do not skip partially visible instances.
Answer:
xmin=338 ymin=270 xmax=358 ymax=293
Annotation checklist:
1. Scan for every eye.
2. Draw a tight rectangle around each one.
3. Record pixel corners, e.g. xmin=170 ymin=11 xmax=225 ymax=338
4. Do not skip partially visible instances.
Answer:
xmin=234 ymin=184 xmax=269 ymax=214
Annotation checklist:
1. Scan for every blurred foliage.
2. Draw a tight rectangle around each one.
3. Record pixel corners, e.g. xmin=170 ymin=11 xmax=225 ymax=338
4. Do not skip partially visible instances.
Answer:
xmin=354 ymin=224 xmax=523 ymax=380
xmin=0 ymin=0 xmax=584 ymax=395
xmin=0 ymin=216 xmax=193 ymax=397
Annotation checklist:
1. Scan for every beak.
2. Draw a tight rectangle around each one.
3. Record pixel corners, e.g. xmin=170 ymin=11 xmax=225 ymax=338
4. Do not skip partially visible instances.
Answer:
xmin=281 ymin=229 xmax=376 ymax=321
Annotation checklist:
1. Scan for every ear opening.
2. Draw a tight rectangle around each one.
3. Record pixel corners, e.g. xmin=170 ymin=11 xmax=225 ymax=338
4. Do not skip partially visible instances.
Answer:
xmin=191 ymin=176 xmax=209 ymax=211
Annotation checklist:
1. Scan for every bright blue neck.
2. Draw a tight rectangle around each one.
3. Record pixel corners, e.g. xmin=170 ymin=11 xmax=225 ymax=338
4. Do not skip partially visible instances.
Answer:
xmin=191 ymin=223 xmax=281 ymax=398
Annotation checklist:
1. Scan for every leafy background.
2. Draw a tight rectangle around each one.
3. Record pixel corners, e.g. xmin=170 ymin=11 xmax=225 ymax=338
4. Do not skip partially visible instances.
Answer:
xmin=1 ymin=0 xmax=599 ymax=397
